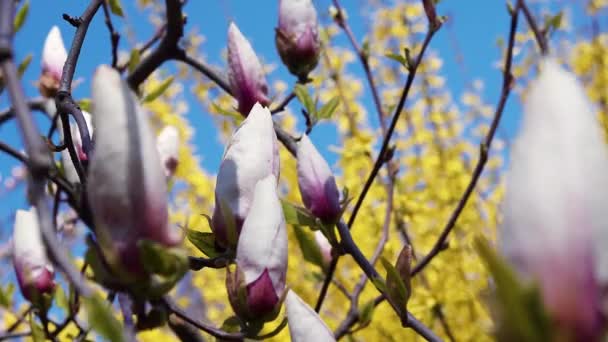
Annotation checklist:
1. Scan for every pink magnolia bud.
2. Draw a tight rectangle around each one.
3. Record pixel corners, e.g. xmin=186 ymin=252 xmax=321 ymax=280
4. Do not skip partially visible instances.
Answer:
xmin=211 ymin=103 xmax=280 ymax=247
xmin=297 ymin=134 xmax=341 ymax=223
xmin=12 ymin=208 xmax=55 ymax=301
xmin=156 ymin=125 xmax=180 ymax=178
xmin=59 ymin=111 xmax=93 ymax=184
xmin=232 ymin=175 xmax=287 ymax=318
xmin=276 ymin=0 xmax=321 ymax=79
xmin=88 ymin=65 xmax=182 ymax=275
xmin=40 ymin=26 xmax=67 ymax=98
xmin=285 ymin=290 xmax=335 ymax=342
xmin=501 ymin=58 xmax=608 ymax=339
xmin=314 ymin=230 xmax=332 ymax=269
xmin=227 ymin=23 xmax=270 ymax=116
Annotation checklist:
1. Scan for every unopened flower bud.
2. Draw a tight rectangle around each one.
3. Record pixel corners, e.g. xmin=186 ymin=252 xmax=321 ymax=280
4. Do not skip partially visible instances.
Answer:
xmin=297 ymin=134 xmax=341 ymax=223
xmin=212 ymin=103 xmax=279 ymax=247
xmin=501 ymin=58 xmax=608 ymax=340
xmin=40 ymin=26 xmax=67 ymax=98
xmin=285 ymin=290 xmax=335 ymax=342
xmin=227 ymin=23 xmax=270 ymax=116
xmin=12 ymin=208 xmax=55 ymax=302
xmin=276 ymin=0 xmax=321 ymax=79
xmin=88 ymin=65 xmax=182 ymax=275
xmin=156 ymin=125 xmax=180 ymax=179
xmin=228 ymin=175 xmax=287 ymax=319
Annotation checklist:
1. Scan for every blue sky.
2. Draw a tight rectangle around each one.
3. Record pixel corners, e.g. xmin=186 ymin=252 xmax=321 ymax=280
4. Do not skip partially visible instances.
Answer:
xmin=0 ymin=0 xmax=522 ymax=226
xmin=10 ymin=0 xmax=589 ymax=242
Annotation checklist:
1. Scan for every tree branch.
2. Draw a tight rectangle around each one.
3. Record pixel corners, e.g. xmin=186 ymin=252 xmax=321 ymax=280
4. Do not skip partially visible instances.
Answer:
xmin=55 ymin=0 xmax=102 ymax=183
xmin=163 ymin=296 xmax=244 ymax=340
xmin=101 ymin=0 xmax=120 ymax=68
xmin=127 ymin=0 xmax=184 ymax=90
xmin=0 ymin=0 xmax=91 ymax=297
xmin=411 ymin=2 xmax=520 ymax=277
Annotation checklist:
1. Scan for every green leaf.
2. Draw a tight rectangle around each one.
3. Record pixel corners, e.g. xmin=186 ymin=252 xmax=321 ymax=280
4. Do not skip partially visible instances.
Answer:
xmin=281 ymin=200 xmax=318 ymax=228
xmin=29 ymin=313 xmax=44 ymax=342
xmin=359 ymin=298 xmax=376 ymax=328
xmin=13 ymin=0 xmax=29 ymax=33
xmin=381 ymin=257 xmax=409 ymax=315
xmin=17 ymin=54 xmax=32 ymax=78
xmin=219 ymin=198 xmax=238 ymax=247
xmin=83 ymin=294 xmax=125 ymax=342
xmin=139 ymin=240 xmax=189 ymax=277
xmin=143 ymin=76 xmax=174 ymax=103
xmin=0 ymin=283 xmax=14 ymax=308
xmin=385 ymin=52 xmax=408 ymax=68
xmin=211 ymin=102 xmax=244 ymax=125
xmin=108 ymin=0 xmax=124 ymax=17
xmin=475 ymin=238 xmax=552 ymax=342
xmin=293 ymin=84 xmax=315 ymax=116
xmin=78 ymin=98 xmax=92 ymax=113
xmin=186 ymin=226 xmax=221 ymax=258
xmin=545 ymin=12 xmax=563 ymax=35
xmin=316 ymin=97 xmax=340 ymax=120
xmin=127 ymin=48 xmax=140 ymax=73
xmin=293 ymin=225 xmax=324 ymax=268
xmin=219 ymin=316 xmax=241 ymax=334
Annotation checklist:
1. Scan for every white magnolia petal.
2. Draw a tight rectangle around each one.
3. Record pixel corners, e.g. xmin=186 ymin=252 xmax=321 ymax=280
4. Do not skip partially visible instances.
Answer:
xmin=215 ymin=103 xmax=279 ymax=225
xmin=236 ymin=175 xmax=287 ymax=295
xmin=285 ymin=290 xmax=335 ymax=342
xmin=278 ymin=0 xmax=318 ymax=37
xmin=89 ymin=65 xmax=177 ymax=258
xmin=42 ymin=26 xmax=67 ymax=78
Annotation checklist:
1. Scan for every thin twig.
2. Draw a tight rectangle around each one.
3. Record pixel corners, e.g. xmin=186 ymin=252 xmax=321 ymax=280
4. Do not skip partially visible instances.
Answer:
xmin=518 ymin=0 xmax=548 ymax=55
xmin=316 ymin=20 xmax=441 ymax=313
xmin=176 ymin=53 xmax=232 ymax=94
xmin=163 ymin=296 xmax=245 ymax=340
xmin=101 ymin=0 xmax=120 ymax=68
xmin=0 ymin=98 xmax=46 ymax=126
xmin=55 ymin=0 xmax=102 ymax=182
xmin=411 ymin=2 xmax=520 ymax=277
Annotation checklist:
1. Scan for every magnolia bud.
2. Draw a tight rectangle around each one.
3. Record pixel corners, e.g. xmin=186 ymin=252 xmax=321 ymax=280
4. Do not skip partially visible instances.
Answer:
xmin=314 ymin=231 xmax=332 ymax=269
xmin=59 ymin=111 xmax=93 ymax=184
xmin=212 ymin=103 xmax=279 ymax=247
xmin=40 ymin=26 xmax=67 ymax=98
xmin=227 ymin=23 xmax=270 ymax=116
xmin=12 ymin=208 xmax=55 ymax=302
xmin=297 ymin=134 xmax=341 ymax=223
xmin=275 ymin=0 xmax=321 ymax=79
xmin=88 ymin=65 xmax=182 ymax=275
xmin=229 ymin=175 xmax=287 ymax=319
xmin=156 ymin=125 xmax=180 ymax=179
xmin=501 ymin=58 xmax=608 ymax=339
xmin=285 ymin=290 xmax=335 ymax=342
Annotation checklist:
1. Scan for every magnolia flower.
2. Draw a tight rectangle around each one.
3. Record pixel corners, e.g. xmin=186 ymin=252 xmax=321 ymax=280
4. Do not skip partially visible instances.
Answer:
xmin=227 ymin=23 xmax=270 ymax=116
xmin=285 ymin=290 xmax=335 ymax=342
xmin=211 ymin=103 xmax=279 ymax=247
xmin=156 ymin=125 xmax=180 ymax=178
xmin=88 ymin=65 xmax=181 ymax=275
xmin=314 ymin=230 xmax=332 ymax=269
xmin=275 ymin=0 xmax=321 ymax=79
xmin=40 ymin=26 xmax=67 ymax=97
xmin=12 ymin=208 xmax=55 ymax=301
xmin=58 ymin=111 xmax=93 ymax=184
xmin=500 ymin=58 xmax=608 ymax=339
xmin=297 ymin=134 xmax=341 ymax=223
xmin=229 ymin=175 xmax=287 ymax=319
